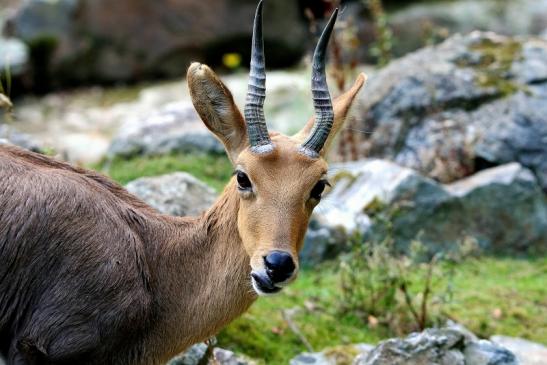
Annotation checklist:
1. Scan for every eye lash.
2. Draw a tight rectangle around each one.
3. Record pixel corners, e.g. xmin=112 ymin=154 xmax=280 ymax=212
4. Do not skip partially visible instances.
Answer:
xmin=324 ymin=180 xmax=332 ymax=187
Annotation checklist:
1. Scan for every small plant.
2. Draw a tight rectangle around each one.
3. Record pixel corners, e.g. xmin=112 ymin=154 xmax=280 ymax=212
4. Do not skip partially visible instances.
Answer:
xmin=364 ymin=0 xmax=393 ymax=67
xmin=1 ymin=62 xmax=14 ymax=123
xmin=338 ymin=211 xmax=479 ymax=335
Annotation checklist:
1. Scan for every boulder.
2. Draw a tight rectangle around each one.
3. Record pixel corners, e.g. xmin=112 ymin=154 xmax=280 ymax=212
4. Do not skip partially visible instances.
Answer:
xmin=290 ymin=344 xmax=374 ymax=365
xmin=327 ymin=0 xmax=547 ymax=64
xmin=0 ymin=3 xmax=27 ymax=75
xmin=107 ymin=101 xmax=223 ymax=159
xmin=304 ymin=159 xmax=547 ymax=257
xmin=464 ymin=341 xmax=518 ymax=365
xmin=490 ymin=336 xmax=547 ymax=365
xmin=167 ymin=343 xmax=209 ymax=365
xmin=357 ymin=328 xmax=517 ymax=365
xmin=357 ymin=328 xmax=467 ymax=365
xmin=166 ymin=343 xmax=258 ymax=365
xmin=355 ymin=31 xmax=547 ymax=190
xmin=125 ymin=172 xmax=217 ymax=217
xmin=299 ymin=221 xmax=348 ymax=266
xmin=0 ymin=124 xmax=43 ymax=152
xmin=4 ymin=0 xmax=306 ymax=88
xmin=290 ymin=326 xmax=518 ymax=365
xmin=0 ymin=36 xmax=28 ymax=76
xmin=388 ymin=0 xmax=547 ymax=56
xmin=211 ymin=348 xmax=259 ymax=365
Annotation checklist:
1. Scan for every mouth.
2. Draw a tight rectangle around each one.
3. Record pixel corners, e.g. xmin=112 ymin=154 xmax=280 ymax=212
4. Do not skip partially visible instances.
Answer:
xmin=251 ymin=272 xmax=282 ymax=296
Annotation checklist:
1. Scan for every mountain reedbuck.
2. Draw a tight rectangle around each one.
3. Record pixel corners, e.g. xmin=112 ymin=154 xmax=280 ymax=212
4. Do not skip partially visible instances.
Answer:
xmin=0 ymin=2 xmax=366 ymax=364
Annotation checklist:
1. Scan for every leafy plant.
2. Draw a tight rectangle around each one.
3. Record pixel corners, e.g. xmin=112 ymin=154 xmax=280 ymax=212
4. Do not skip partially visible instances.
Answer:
xmin=364 ymin=0 xmax=394 ymax=67
xmin=1 ymin=62 xmax=14 ymax=122
xmin=338 ymin=224 xmax=479 ymax=335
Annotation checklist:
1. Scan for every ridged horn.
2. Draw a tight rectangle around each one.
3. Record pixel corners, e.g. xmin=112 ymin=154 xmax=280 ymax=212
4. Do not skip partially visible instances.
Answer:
xmin=244 ymin=0 xmax=273 ymax=153
xmin=300 ymin=8 xmax=338 ymax=157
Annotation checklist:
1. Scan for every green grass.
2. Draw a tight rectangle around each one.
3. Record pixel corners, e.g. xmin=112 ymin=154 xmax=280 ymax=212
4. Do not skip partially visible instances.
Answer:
xmin=98 ymin=153 xmax=233 ymax=192
xmin=217 ymin=256 xmax=546 ymax=364
xmin=445 ymin=256 xmax=547 ymax=341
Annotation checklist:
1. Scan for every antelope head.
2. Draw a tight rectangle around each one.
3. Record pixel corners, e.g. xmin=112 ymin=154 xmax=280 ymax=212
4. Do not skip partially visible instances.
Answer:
xmin=188 ymin=1 xmax=366 ymax=296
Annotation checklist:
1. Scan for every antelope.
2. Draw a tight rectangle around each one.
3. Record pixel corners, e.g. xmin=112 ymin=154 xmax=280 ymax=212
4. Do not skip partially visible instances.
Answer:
xmin=0 ymin=2 xmax=366 ymax=364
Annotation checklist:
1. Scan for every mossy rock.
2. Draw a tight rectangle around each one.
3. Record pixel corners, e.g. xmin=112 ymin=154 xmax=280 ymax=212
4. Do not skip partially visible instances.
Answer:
xmin=456 ymin=36 xmax=525 ymax=97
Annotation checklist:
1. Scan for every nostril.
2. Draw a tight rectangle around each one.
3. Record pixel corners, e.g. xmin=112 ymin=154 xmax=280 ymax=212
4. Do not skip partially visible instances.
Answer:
xmin=264 ymin=251 xmax=295 ymax=283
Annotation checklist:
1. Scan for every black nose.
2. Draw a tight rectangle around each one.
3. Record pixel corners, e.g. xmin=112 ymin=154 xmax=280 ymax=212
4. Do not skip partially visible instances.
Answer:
xmin=264 ymin=251 xmax=296 ymax=283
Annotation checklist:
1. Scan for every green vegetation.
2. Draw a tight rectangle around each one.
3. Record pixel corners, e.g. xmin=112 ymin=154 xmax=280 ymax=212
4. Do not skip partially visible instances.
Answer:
xmin=1 ymin=60 xmax=12 ymax=109
xmin=446 ymin=256 xmax=547 ymax=341
xmin=218 ymin=256 xmax=546 ymax=364
xmin=365 ymin=0 xmax=394 ymax=67
xmin=457 ymin=38 xmax=524 ymax=97
xmin=98 ymin=153 xmax=233 ymax=192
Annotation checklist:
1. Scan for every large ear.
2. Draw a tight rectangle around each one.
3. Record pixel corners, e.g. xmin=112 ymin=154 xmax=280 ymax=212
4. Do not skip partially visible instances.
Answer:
xmin=187 ymin=62 xmax=248 ymax=163
xmin=293 ymin=73 xmax=367 ymax=156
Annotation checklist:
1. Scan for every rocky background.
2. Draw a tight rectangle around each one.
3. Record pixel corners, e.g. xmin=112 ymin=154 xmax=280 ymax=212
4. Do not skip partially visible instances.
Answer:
xmin=1 ymin=0 xmax=547 ymax=364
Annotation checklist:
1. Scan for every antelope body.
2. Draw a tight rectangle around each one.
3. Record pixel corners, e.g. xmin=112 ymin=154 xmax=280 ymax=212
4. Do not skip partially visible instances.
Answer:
xmin=0 ymin=2 xmax=365 ymax=364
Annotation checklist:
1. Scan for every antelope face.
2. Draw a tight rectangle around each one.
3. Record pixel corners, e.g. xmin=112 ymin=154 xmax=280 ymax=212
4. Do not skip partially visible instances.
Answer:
xmin=188 ymin=1 xmax=366 ymax=295
xmin=235 ymin=135 xmax=329 ymax=294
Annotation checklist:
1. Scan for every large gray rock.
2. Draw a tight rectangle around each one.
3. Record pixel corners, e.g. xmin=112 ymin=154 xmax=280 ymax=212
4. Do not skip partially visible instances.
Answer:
xmin=167 ymin=343 xmax=209 ymax=365
xmin=290 ymin=344 xmax=374 ymax=365
xmin=328 ymin=0 xmax=547 ymax=63
xmin=356 ymin=31 xmax=547 ymax=190
xmin=490 ymin=336 xmax=547 ymax=365
xmin=108 ymin=101 xmax=223 ymax=159
xmin=0 ymin=124 xmax=43 ymax=152
xmin=0 ymin=36 xmax=28 ymax=76
xmin=166 ymin=344 xmax=258 ymax=365
xmin=464 ymin=341 xmax=518 ymax=365
xmin=211 ymin=348 xmax=259 ymax=365
xmin=0 ymin=4 xmax=28 ymax=77
xmin=389 ymin=0 xmax=547 ymax=56
xmin=357 ymin=328 xmax=516 ymax=365
xmin=125 ymin=172 xmax=217 ymax=217
xmin=4 ymin=0 xmax=306 ymax=87
xmin=305 ymin=159 xmax=547 ymax=256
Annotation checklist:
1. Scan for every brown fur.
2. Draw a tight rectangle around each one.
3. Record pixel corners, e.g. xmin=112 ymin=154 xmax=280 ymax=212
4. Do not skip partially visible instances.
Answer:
xmin=0 ymin=63 xmax=365 ymax=365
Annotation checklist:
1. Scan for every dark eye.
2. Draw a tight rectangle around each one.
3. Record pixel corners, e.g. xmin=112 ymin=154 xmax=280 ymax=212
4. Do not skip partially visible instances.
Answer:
xmin=310 ymin=180 xmax=329 ymax=201
xmin=236 ymin=171 xmax=252 ymax=191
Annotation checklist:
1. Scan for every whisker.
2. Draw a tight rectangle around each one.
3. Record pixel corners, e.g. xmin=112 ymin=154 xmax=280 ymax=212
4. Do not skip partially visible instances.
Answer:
xmin=342 ymin=126 xmax=374 ymax=135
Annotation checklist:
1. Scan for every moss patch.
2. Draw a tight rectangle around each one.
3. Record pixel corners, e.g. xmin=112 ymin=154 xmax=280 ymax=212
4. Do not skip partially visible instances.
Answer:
xmin=458 ymin=38 xmax=524 ymax=96
xmin=96 ymin=153 xmax=233 ymax=192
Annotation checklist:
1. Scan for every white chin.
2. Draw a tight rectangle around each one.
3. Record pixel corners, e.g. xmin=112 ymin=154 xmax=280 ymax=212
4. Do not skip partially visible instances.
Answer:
xmin=251 ymin=277 xmax=282 ymax=297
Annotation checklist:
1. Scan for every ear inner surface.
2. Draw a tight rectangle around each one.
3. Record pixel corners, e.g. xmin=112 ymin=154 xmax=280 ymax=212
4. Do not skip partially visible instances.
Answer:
xmin=187 ymin=62 xmax=248 ymax=163
xmin=320 ymin=72 xmax=367 ymax=155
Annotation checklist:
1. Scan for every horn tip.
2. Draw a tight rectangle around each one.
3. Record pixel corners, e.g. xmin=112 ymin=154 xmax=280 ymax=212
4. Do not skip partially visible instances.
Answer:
xmin=357 ymin=72 xmax=368 ymax=86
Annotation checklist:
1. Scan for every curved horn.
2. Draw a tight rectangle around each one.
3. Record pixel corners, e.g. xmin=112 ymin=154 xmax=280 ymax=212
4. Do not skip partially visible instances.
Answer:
xmin=244 ymin=0 xmax=273 ymax=152
xmin=300 ymin=8 xmax=338 ymax=157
